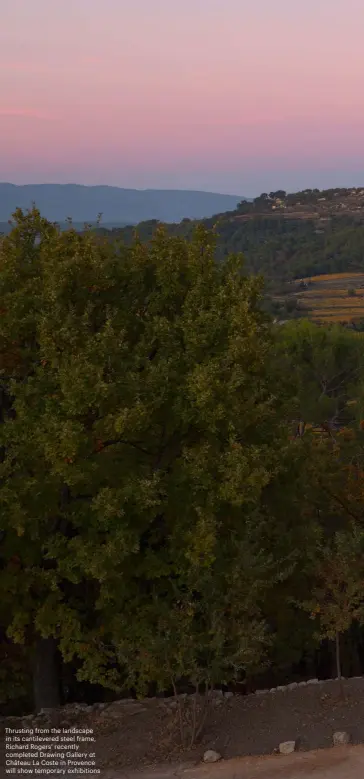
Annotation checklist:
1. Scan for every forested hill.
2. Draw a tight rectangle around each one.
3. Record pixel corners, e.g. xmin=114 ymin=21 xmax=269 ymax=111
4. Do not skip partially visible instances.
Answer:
xmin=98 ymin=187 xmax=364 ymax=284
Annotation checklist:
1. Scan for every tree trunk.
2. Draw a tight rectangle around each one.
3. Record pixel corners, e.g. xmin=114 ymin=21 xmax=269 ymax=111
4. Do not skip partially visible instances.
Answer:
xmin=335 ymin=631 xmax=341 ymax=680
xmin=32 ymin=636 xmax=60 ymax=713
xmin=335 ymin=631 xmax=345 ymax=699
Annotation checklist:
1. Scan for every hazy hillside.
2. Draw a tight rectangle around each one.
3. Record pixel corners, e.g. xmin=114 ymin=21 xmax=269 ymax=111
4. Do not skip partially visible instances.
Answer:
xmin=98 ymin=188 xmax=364 ymax=282
xmin=0 ymin=220 xmax=131 ymax=235
xmin=99 ymin=187 xmax=364 ymax=325
xmin=0 ymin=183 xmax=246 ymax=224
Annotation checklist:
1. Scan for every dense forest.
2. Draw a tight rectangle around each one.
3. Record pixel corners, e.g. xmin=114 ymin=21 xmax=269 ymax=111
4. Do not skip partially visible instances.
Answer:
xmin=95 ymin=188 xmax=364 ymax=326
xmin=99 ymin=187 xmax=364 ymax=287
xmin=105 ymin=214 xmax=364 ymax=284
xmin=2 ymin=208 xmax=364 ymax=718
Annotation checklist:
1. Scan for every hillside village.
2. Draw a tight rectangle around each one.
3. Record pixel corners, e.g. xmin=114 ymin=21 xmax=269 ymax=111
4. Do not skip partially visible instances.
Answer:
xmin=235 ymin=187 xmax=364 ymax=222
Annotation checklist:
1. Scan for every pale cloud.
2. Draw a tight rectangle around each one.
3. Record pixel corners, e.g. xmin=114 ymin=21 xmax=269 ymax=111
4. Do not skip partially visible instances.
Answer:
xmin=0 ymin=56 xmax=104 ymax=73
xmin=81 ymin=56 xmax=104 ymax=64
xmin=0 ymin=61 xmax=44 ymax=73
xmin=0 ymin=108 xmax=50 ymax=119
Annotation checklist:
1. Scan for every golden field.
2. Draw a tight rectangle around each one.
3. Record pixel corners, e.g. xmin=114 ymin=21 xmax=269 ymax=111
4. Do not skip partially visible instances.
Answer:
xmin=284 ymin=273 xmax=364 ymax=323
xmin=302 ymin=272 xmax=364 ymax=282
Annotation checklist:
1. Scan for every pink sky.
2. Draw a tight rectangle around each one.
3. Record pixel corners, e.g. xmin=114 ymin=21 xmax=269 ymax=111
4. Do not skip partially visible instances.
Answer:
xmin=1 ymin=0 xmax=364 ymax=195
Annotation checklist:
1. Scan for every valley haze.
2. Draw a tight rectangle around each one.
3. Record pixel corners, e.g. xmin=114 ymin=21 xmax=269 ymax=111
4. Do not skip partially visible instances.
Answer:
xmin=0 ymin=183 xmax=247 ymax=226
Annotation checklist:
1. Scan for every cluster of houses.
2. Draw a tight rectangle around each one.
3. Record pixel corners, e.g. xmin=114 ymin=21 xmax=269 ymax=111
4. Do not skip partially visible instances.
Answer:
xmin=237 ymin=188 xmax=364 ymax=222
xmin=269 ymin=188 xmax=364 ymax=216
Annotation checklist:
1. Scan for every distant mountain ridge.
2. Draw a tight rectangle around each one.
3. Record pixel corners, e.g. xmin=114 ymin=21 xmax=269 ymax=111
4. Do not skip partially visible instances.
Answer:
xmin=0 ymin=183 xmax=247 ymax=225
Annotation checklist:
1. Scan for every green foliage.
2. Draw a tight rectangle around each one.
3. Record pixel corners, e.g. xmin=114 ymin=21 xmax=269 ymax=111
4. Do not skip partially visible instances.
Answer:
xmin=299 ymin=525 xmax=364 ymax=679
xmin=0 ymin=208 xmax=300 ymax=702
xmin=3 ymin=206 xmax=364 ymax=711
xmin=303 ymin=527 xmax=364 ymax=641
xmin=275 ymin=319 xmax=364 ymax=430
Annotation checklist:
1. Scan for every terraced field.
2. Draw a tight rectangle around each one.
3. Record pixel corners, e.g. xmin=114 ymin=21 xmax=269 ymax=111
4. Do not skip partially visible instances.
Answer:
xmin=286 ymin=273 xmax=364 ymax=323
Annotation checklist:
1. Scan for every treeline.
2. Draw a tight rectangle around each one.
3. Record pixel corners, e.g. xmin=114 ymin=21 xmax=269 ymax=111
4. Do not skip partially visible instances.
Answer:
xmin=211 ymin=216 xmax=364 ymax=282
xmin=2 ymin=210 xmax=364 ymax=716
xmin=96 ymin=213 xmax=364 ymax=288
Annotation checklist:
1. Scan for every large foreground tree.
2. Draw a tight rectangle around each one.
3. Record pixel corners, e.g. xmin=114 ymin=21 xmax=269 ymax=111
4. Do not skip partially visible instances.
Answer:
xmin=0 ymin=209 xmax=302 ymax=710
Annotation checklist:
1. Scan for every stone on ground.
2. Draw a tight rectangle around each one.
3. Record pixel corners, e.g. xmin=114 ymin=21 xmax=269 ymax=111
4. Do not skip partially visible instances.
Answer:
xmin=279 ymin=740 xmax=296 ymax=755
xmin=203 ymin=749 xmax=222 ymax=763
xmin=333 ymin=731 xmax=351 ymax=746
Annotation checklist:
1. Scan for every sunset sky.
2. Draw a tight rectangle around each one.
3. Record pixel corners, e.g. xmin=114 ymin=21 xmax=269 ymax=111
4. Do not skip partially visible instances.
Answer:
xmin=1 ymin=0 xmax=364 ymax=196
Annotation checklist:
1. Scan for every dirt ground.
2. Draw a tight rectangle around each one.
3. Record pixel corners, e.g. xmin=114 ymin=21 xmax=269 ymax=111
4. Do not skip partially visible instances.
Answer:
xmin=90 ymin=677 xmax=364 ymax=771
xmin=2 ymin=678 xmax=364 ymax=776
xmin=125 ymin=746 xmax=364 ymax=779
xmin=107 ymin=746 xmax=364 ymax=779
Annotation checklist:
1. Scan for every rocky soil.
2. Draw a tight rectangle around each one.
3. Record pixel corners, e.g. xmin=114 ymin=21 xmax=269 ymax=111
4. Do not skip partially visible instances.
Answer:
xmin=2 ymin=677 xmax=364 ymax=774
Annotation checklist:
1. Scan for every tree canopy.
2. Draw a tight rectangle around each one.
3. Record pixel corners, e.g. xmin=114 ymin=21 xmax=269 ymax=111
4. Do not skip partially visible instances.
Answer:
xmin=2 ymin=209 xmax=364 ymax=715
xmin=0 ymin=209 xmax=300 ymax=708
